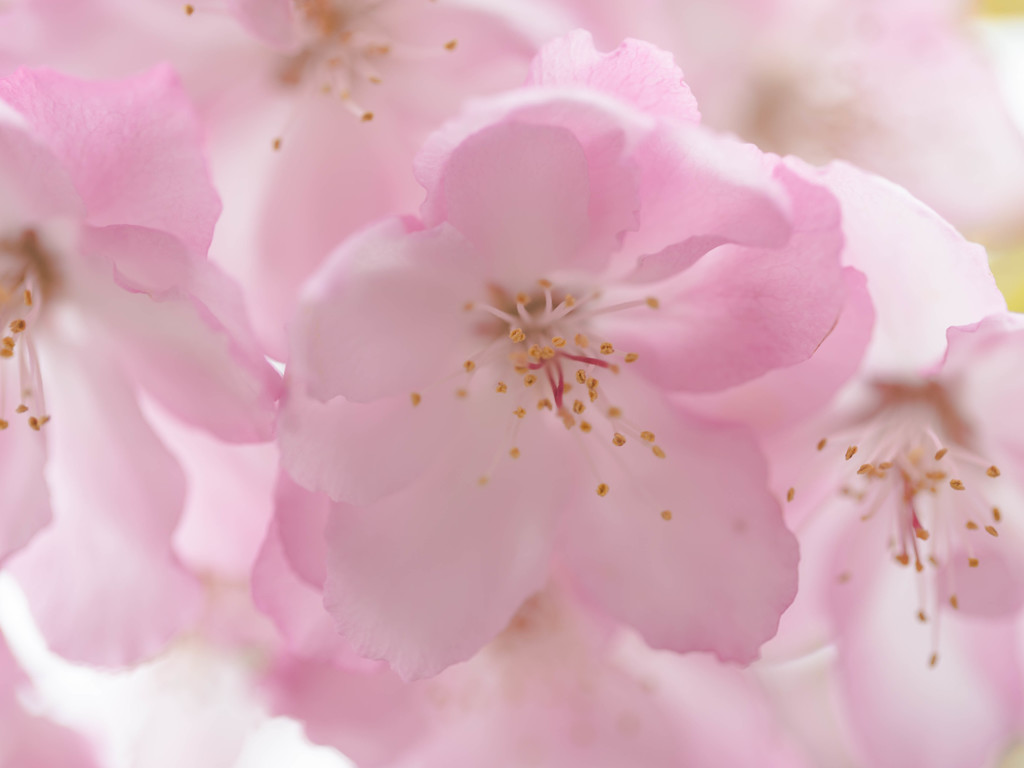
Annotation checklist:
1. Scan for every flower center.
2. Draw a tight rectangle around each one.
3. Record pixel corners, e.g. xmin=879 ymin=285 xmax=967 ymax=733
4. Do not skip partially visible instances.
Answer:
xmin=275 ymin=0 xmax=457 ymax=123
xmin=798 ymin=380 xmax=1004 ymax=665
xmin=410 ymin=279 xmax=672 ymax=511
xmin=0 ymin=229 xmax=53 ymax=432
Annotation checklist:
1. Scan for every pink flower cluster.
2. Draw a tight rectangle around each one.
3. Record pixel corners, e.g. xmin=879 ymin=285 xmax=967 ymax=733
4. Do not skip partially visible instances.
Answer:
xmin=0 ymin=1 xmax=1022 ymax=766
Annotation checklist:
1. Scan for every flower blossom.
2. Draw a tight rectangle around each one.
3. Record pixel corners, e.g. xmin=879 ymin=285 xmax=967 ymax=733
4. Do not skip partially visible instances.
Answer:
xmin=276 ymin=31 xmax=848 ymax=678
xmin=0 ymin=65 xmax=280 ymax=666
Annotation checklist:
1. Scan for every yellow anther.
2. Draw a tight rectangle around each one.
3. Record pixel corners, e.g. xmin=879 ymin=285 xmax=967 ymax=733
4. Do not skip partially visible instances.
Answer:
xmin=540 ymin=346 xmax=555 ymax=359
xmin=600 ymin=342 xmax=615 ymax=355
xmin=463 ymin=301 xmax=474 ymax=311
xmin=966 ymin=521 xmax=979 ymax=530
xmin=612 ymin=433 xmax=626 ymax=446
xmin=596 ymin=483 xmax=609 ymax=497
xmin=528 ymin=344 xmax=542 ymax=359
xmin=895 ymin=553 xmax=910 ymax=566
xmin=857 ymin=463 xmax=873 ymax=475
xmin=580 ymin=421 xmax=592 ymax=433
xmin=2 ymin=337 xmax=13 ymax=348
xmin=574 ymin=333 xmax=589 ymax=347
xmin=950 ymin=479 xmax=965 ymax=490
xmin=572 ymin=400 xmax=585 ymax=415
xmin=514 ymin=364 xmax=529 ymax=375
xmin=496 ymin=382 xmax=507 ymax=393
xmin=915 ymin=560 xmax=924 ymax=573
xmin=410 ymin=392 xmax=422 ymax=406
xmin=513 ymin=407 xmax=526 ymax=419
xmin=516 ymin=292 xmax=529 ymax=305
xmin=455 ymin=388 xmax=468 ymax=399
xmin=509 ymin=328 xmax=526 ymax=343
xmin=444 ymin=39 xmax=457 ymax=51
xmin=509 ymin=447 xmax=520 ymax=459
xmin=878 ymin=461 xmax=893 ymax=470
xmin=23 ymin=289 xmax=32 ymax=306
xmin=184 ymin=3 xmax=194 ymax=14
xmin=915 ymin=528 xmax=930 ymax=541
xmin=987 ymin=465 xmax=1001 ymax=478
xmin=586 ymin=378 xmax=598 ymax=390
xmin=361 ymin=112 xmax=374 ymax=122
xmin=27 ymin=417 xmax=39 ymax=431
xmin=537 ymin=279 xmax=552 ymax=289
xmin=934 ymin=448 xmax=948 ymax=460
xmin=816 ymin=438 xmax=827 ymax=451
xmin=652 ymin=445 xmax=666 ymax=459
xmin=15 ymin=405 xmax=26 ymax=413
xmin=576 ymin=369 xmax=587 ymax=384
xmin=272 ymin=137 xmax=282 ymax=151
xmin=645 ymin=297 xmax=659 ymax=309
xmin=9 ymin=319 xmax=26 ymax=333
xmin=950 ymin=595 xmax=959 ymax=609
xmin=0 ymin=349 xmax=11 ymax=359
xmin=588 ymin=389 xmax=599 ymax=403
xmin=661 ymin=510 xmax=672 ymax=521
xmin=537 ymin=398 xmax=552 ymax=410
xmin=925 ymin=470 xmax=947 ymax=480
xmin=917 ymin=610 xmax=927 ymax=623
xmin=562 ymin=413 xmax=575 ymax=429
xmin=994 ymin=507 xmax=1002 ymax=522
xmin=552 ymin=337 xmax=566 ymax=348
xmin=986 ymin=525 xmax=999 ymax=537
xmin=929 ymin=653 xmax=939 ymax=668
xmin=463 ymin=360 xmax=476 ymax=372
xmin=523 ymin=374 xmax=537 ymax=387
xmin=564 ymin=295 xmax=576 ymax=308
xmin=478 ymin=476 xmax=489 ymax=486
xmin=607 ymin=406 xmax=622 ymax=419
xmin=624 ymin=353 xmax=638 ymax=363
xmin=968 ymin=557 xmax=980 ymax=568
xmin=640 ymin=431 xmax=655 ymax=442
xmin=786 ymin=487 xmax=795 ymax=502
xmin=39 ymin=416 xmax=49 ymax=426
xmin=0 ymin=419 xmax=7 ymax=429
xmin=845 ymin=445 xmax=858 ymax=460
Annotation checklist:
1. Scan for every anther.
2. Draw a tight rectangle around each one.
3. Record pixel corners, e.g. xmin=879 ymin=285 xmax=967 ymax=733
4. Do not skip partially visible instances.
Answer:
xmin=509 ymin=328 xmax=526 ymax=343
xmin=661 ymin=510 xmax=672 ymax=521
xmin=0 ymin=349 xmax=11 ymax=359
xmin=15 ymin=405 xmax=27 ymax=414
xmin=985 ymin=525 xmax=999 ymax=537
xmin=645 ymin=297 xmax=659 ymax=309
xmin=580 ymin=421 xmax=592 ymax=433
xmin=574 ymin=333 xmax=589 ymax=347
xmin=950 ymin=594 xmax=959 ymax=609
xmin=410 ymin=392 xmax=422 ymax=406
xmin=572 ymin=400 xmax=585 ymax=415
xmin=949 ymin=479 xmax=965 ymax=490
xmin=817 ymin=438 xmax=827 ymax=451
xmin=845 ymin=445 xmax=858 ymax=460
xmin=968 ymin=557 xmax=979 ymax=568
xmin=444 ymin=39 xmax=457 ymax=51
xmin=537 ymin=399 xmax=552 ymax=410
xmin=987 ymin=465 xmax=1001 ymax=478
xmin=895 ymin=553 xmax=910 ymax=566
xmin=463 ymin=360 xmax=476 ymax=372
xmin=857 ymin=463 xmax=873 ymax=475
xmin=540 ymin=346 xmax=555 ymax=359
xmin=516 ymin=293 xmax=529 ymax=305
xmin=612 ymin=433 xmax=626 ymax=447
xmin=528 ymin=345 xmax=542 ymax=359
xmin=624 ymin=353 xmax=638 ymax=363
xmin=478 ymin=476 xmax=489 ymax=486
xmin=600 ymin=342 xmax=614 ymax=355
xmin=523 ymin=374 xmax=537 ymax=387
xmin=561 ymin=413 xmax=575 ymax=429
xmin=0 ymin=419 xmax=7 ymax=429
xmin=564 ymin=295 xmax=576 ymax=308
xmin=915 ymin=529 xmax=930 ymax=541
xmin=360 ymin=112 xmax=374 ymax=122
xmin=588 ymin=389 xmax=598 ymax=403
xmin=640 ymin=431 xmax=655 ymax=442
xmin=929 ymin=653 xmax=939 ymax=668
xmin=27 ymin=417 xmax=39 ymax=430
xmin=509 ymin=447 xmax=520 ymax=459
xmin=966 ymin=521 xmax=979 ymax=530
xmin=9 ymin=320 xmax=25 ymax=333
xmin=586 ymin=378 xmax=598 ymax=390
xmin=652 ymin=446 xmax=666 ymax=459
xmin=879 ymin=461 xmax=893 ymax=470
xmin=917 ymin=610 xmax=927 ymax=623
xmin=455 ymin=388 xmax=468 ymax=399
xmin=934 ymin=448 xmax=948 ymax=460
xmin=184 ymin=3 xmax=194 ymax=14
xmin=607 ymin=407 xmax=622 ymax=419
xmin=576 ymin=370 xmax=587 ymax=384
xmin=537 ymin=279 xmax=552 ymax=289
xmin=596 ymin=483 xmax=609 ymax=497
xmin=513 ymin=408 xmax=526 ymax=419
xmin=786 ymin=488 xmax=795 ymax=502
xmin=552 ymin=337 xmax=566 ymax=348
xmin=23 ymin=289 xmax=32 ymax=306
xmin=994 ymin=507 xmax=1002 ymax=522
xmin=2 ymin=338 xmax=12 ymax=348
xmin=272 ymin=137 xmax=282 ymax=151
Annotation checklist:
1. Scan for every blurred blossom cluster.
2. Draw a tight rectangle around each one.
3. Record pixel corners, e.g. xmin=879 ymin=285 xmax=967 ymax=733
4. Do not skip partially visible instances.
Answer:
xmin=2 ymin=1 xmax=1024 ymax=767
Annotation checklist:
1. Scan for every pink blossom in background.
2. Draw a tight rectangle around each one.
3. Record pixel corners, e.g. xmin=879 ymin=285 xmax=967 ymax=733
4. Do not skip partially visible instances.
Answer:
xmin=275 ymin=31 xmax=850 ymax=679
xmin=0 ymin=65 xmax=279 ymax=667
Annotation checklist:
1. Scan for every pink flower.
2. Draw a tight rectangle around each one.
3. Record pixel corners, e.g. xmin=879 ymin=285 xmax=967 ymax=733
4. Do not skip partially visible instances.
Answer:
xmin=276 ymin=31 xmax=848 ymax=679
xmin=561 ymin=0 xmax=1024 ymax=245
xmin=756 ymin=162 xmax=1022 ymax=767
xmin=0 ymin=65 xmax=280 ymax=666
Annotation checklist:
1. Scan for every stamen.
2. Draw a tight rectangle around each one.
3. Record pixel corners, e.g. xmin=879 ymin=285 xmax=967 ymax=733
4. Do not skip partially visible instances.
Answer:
xmin=410 ymin=392 xmax=421 ymax=406
xmin=949 ymin=479 xmax=965 ymax=490
xmin=987 ymin=465 xmax=1001 ymax=477
xmin=599 ymin=342 xmax=614 ymax=355
xmin=596 ymin=483 xmax=609 ymax=497
xmin=612 ymin=433 xmax=626 ymax=446
xmin=661 ymin=510 xmax=672 ymax=521
xmin=509 ymin=447 xmax=520 ymax=459
xmin=934 ymin=448 xmax=948 ymax=460
xmin=651 ymin=446 xmax=666 ymax=459
xmin=817 ymin=438 xmax=827 ymax=451
xmin=624 ymin=353 xmax=638 ymax=363
xmin=845 ymin=445 xmax=858 ymax=460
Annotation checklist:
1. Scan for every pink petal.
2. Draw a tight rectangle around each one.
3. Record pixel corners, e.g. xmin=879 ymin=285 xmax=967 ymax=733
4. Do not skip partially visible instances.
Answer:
xmin=559 ymin=383 xmax=798 ymax=663
xmin=322 ymin=401 xmax=569 ymax=679
xmin=83 ymin=225 xmax=281 ymax=443
xmin=290 ymin=218 xmax=483 ymax=404
xmin=0 ymin=65 xmax=221 ymax=254
xmin=527 ymin=30 xmax=700 ymax=124
xmin=10 ymin=334 xmax=202 ymax=666
xmin=0 ymin=420 xmax=50 ymax=565
xmin=613 ymin=162 xmax=844 ymax=391
xmin=441 ymin=120 xmax=592 ymax=282
xmin=225 ymin=0 xmax=296 ymax=49
xmin=809 ymin=160 xmax=1006 ymax=373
